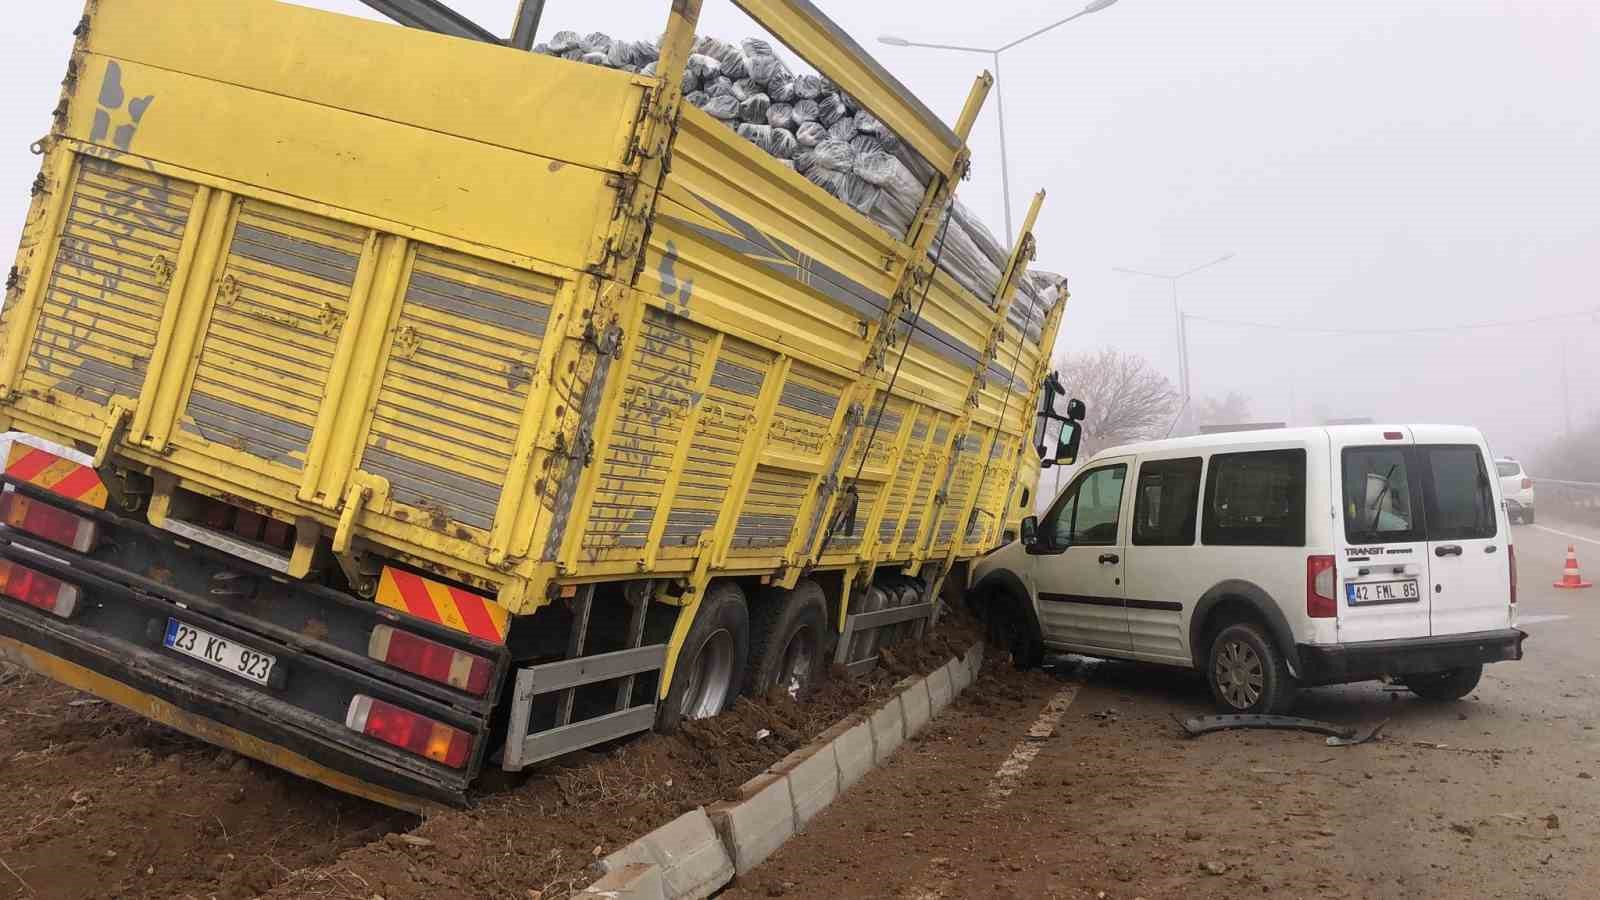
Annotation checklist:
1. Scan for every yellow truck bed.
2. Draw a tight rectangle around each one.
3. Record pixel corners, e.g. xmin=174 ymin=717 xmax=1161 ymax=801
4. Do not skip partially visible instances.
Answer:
xmin=0 ymin=0 xmax=1068 ymax=808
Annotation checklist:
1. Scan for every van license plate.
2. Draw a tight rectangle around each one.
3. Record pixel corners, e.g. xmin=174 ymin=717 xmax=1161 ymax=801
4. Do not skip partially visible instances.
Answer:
xmin=1346 ymin=580 xmax=1420 ymax=604
xmin=163 ymin=618 xmax=276 ymax=686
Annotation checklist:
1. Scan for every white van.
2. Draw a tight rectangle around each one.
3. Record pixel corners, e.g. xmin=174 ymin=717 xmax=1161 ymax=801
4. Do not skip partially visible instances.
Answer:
xmin=970 ymin=425 xmax=1526 ymax=714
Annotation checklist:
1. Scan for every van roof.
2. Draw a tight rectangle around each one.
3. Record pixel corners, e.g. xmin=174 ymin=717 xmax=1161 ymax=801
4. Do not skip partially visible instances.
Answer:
xmin=1087 ymin=424 xmax=1487 ymax=463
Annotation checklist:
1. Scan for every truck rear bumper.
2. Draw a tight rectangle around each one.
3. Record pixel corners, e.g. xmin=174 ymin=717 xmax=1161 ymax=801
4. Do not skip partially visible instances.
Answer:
xmin=1297 ymin=628 xmax=1526 ymax=685
xmin=0 ymin=477 xmax=508 ymax=812
xmin=0 ymin=624 xmax=447 ymax=814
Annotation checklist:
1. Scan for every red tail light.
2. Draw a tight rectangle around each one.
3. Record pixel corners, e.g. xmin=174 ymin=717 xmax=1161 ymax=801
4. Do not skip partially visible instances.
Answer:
xmin=1307 ymin=555 xmax=1337 ymax=618
xmin=368 ymin=625 xmax=493 ymax=696
xmin=0 ymin=558 xmax=80 ymax=617
xmin=1508 ymin=545 xmax=1517 ymax=606
xmin=1521 ymin=478 xmax=1532 ymax=490
xmin=345 ymin=696 xmax=471 ymax=768
xmin=0 ymin=493 xmax=97 ymax=552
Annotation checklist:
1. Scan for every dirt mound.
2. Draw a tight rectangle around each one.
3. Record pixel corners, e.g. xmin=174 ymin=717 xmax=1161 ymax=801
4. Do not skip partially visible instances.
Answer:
xmin=0 ymin=663 xmax=407 ymax=900
xmin=268 ymin=617 xmax=979 ymax=900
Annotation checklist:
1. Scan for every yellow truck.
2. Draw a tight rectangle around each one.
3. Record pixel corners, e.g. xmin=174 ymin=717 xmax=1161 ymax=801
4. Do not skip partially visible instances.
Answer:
xmin=0 ymin=0 xmax=1077 ymax=811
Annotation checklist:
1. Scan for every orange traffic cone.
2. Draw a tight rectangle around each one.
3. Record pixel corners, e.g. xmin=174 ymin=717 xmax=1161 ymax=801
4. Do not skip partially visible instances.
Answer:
xmin=1554 ymin=545 xmax=1593 ymax=589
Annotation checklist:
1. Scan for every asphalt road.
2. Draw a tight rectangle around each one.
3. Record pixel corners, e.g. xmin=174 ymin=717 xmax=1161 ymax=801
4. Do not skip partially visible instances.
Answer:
xmin=726 ymin=519 xmax=1600 ymax=900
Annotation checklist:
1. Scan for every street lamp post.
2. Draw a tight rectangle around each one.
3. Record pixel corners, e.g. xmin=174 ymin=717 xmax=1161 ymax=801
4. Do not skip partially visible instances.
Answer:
xmin=879 ymin=0 xmax=1120 ymax=238
xmin=1113 ymin=253 xmax=1235 ymax=433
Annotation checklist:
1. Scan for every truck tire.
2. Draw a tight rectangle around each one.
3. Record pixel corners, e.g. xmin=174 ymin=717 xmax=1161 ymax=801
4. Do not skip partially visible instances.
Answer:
xmin=845 ymin=585 xmax=890 ymax=664
xmin=657 ymin=581 xmax=750 ymax=732
xmin=1206 ymin=622 xmax=1298 ymax=715
xmin=1406 ymin=664 xmax=1482 ymax=701
xmin=747 ymin=579 xmax=829 ymax=700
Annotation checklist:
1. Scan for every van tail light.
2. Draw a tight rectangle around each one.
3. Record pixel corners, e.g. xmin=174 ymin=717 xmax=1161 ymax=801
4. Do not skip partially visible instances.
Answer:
xmin=1508 ymin=545 xmax=1517 ymax=606
xmin=0 ymin=493 xmax=97 ymax=552
xmin=344 ymin=696 xmax=471 ymax=768
xmin=1307 ymin=555 xmax=1337 ymax=618
xmin=368 ymin=625 xmax=493 ymax=696
xmin=1521 ymin=478 xmax=1532 ymax=490
xmin=0 ymin=558 xmax=80 ymax=618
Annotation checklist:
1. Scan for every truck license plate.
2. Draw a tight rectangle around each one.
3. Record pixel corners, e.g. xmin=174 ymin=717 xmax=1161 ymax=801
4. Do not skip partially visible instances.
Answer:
xmin=163 ymin=618 xmax=276 ymax=686
xmin=1346 ymin=579 xmax=1420 ymax=604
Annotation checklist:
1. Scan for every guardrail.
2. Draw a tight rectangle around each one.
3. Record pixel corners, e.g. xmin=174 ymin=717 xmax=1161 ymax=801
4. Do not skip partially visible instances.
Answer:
xmin=1530 ymin=478 xmax=1600 ymax=527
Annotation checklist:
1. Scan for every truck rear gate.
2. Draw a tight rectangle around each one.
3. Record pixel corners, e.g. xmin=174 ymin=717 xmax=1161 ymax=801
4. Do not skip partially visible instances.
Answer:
xmin=0 ymin=0 xmax=1068 ymax=808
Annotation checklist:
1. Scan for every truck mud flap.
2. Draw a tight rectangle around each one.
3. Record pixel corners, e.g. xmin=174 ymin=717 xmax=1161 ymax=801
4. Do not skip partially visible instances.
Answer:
xmin=0 ymin=477 xmax=512 ymax=811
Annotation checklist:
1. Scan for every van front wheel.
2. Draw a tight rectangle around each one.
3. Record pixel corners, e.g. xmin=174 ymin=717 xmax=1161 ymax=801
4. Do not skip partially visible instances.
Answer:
xmin=1206 ymin=623 xmax=1297 ymax=715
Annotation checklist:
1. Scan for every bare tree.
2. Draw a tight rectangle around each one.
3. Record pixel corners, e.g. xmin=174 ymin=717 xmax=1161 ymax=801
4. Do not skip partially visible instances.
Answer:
xmin=1055 ymin=348 xmax=1181 ymax=457
xmin=1195 ymin=392 xmax=1254 ymax=428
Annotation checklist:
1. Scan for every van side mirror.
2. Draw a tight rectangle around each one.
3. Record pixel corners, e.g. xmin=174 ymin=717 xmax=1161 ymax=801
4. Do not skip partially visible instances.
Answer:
xmin=1019 ymin=515 xmax=1039 ymax=548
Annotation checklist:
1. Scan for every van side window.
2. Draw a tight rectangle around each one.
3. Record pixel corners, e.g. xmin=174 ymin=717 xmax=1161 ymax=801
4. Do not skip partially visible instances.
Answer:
xmin=1422 ymin=445 xmax=1497 ymax=541
xmin=1041 ymin=464 xmax=1127 ymax=549
xmin=1132 ymin=457 xmax=1202 ymax=546
xmin=1201 ymin=449 xmax=1306 ymax=547
xmin=1342 ymin=447 xmax=1422 ymax=544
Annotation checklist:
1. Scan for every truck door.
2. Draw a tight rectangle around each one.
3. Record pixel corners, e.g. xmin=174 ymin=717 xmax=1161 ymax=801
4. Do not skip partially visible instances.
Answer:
xmin=1412 ymin=431 xmax=1510 ymax=635
xmin=1030 ymin=459 xmax=1131 ymax=652
xmin=1334 ymin=431 xmax=1431 ymax=643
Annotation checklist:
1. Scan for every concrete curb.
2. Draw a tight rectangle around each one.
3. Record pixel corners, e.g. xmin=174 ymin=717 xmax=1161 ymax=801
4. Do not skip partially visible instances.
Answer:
xmin=582 ymin=642 xmax=985 ymax=899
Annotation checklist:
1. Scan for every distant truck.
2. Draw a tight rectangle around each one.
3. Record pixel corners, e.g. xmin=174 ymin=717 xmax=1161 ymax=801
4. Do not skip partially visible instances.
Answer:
xmin=0 ymin=0 xmax=1075 ymax=809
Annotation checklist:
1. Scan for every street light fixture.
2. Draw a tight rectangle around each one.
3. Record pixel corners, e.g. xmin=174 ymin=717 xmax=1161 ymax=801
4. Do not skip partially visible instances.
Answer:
xmin=877 ymin=0 xmax=1120 ymax=238
xmin=1113 ymin=253 xmax=1235 ymax=433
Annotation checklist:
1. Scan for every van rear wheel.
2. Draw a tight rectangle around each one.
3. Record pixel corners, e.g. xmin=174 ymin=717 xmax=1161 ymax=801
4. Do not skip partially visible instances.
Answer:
xmin=1406 ymin=664 xmax=1482 ymax=701
xmin=1206 ymin=622 xmax=1297 ymax=715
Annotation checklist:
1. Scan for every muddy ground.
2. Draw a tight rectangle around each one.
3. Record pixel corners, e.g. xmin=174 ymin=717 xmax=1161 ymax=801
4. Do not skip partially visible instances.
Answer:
xmin=0 ymin=615 xmax=976 ymax=900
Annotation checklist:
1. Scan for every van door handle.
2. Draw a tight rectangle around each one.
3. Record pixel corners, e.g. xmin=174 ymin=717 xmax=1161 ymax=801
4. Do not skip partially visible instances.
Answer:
xmin=1098 ymin=553 xmax=1120 ymax=565
xmin=1485 ymin=545 xmax=1497 ymax=554
xmin=1434 ymin=545 xmax=1463 ymax=557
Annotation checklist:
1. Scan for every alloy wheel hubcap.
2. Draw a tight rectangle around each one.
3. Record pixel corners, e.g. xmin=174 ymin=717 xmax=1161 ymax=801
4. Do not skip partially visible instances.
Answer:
xmin=1216 ymin=640 xmax=1264 ymax=709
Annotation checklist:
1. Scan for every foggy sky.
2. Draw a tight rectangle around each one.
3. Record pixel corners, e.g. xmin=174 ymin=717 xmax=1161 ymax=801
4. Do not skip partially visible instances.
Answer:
xmin=2 ymin=1 xmax=1595 ymax=461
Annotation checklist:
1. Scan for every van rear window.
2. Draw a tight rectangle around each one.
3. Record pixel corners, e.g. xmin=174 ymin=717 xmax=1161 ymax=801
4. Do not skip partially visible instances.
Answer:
xmin=1342 ymin=447 xmax=1423 ymax=544
xmin=1495 ymin=461 xmax=1520 ymax=477
xmin=1422 ymin=446 xmax=1497 ymax=541
xmin=1201 ymin=449 xmax=1306 ymax=547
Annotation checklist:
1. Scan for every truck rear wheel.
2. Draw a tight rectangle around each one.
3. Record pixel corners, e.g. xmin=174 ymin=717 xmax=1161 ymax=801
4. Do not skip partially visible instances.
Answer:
xmin=747 ymin=579 xmax=829 ymax=700
xmin=658 ymin=581 xmax=750 ymax=732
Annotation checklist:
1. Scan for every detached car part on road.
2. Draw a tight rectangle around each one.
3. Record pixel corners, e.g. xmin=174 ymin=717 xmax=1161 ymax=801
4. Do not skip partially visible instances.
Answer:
xmin=971 ymin=424 xmax=1527 ymax=715
xmin=0 ymin=0 xmax=1073 ymax=810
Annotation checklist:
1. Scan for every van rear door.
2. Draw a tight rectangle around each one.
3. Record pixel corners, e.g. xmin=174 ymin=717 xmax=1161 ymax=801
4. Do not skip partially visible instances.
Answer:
xmin=1412 ymin=428 xmax=1510 ymax=635
xmin=1333 ymin=429 xmax=1431 ymax=642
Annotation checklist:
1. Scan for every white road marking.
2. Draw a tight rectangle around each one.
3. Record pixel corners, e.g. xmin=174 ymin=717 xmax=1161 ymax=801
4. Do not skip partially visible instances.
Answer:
xmin=983 ymin=681 xmax=1086 ymax=808
xmin=1515 ymin=614 xmax=1571 ymax=626
xmin=1532 ymin=524 xmax=1600 ymax=548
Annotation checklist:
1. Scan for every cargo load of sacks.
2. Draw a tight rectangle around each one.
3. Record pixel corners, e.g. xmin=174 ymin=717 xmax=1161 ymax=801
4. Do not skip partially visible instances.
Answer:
xmin=536 ymin=31 xmax=1062 ymax=328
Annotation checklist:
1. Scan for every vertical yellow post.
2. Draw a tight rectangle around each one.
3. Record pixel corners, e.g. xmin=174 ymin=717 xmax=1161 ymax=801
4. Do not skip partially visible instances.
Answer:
xmin=0 ymin=148 xmax=77 ymax=396
xmin=143 ymin=190 xmax=237 ymax=450
xmin=129 ymin=184 xmax=212 ymax=445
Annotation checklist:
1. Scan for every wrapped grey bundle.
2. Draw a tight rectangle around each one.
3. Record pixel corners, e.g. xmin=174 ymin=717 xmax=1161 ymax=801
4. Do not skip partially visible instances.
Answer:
xmin=685 ymin=90 xmax=711 ymax=109
xmin=701 ymin=94 xmax=740 ymax=120
xmin=791 ymin=99 xmax=820 ymax=124
xmin=706 ymin=76 xmax=735 ymax=98
xmin=809 ymin=138 xmax=856 ymax=172
xmin=731 ymin=78 xmax=759 ymax=101
xmin=792 ymin=74 xmax=824 ymax=100
xmin=547 ymin=30 xmax=581 ymax=54
xmin=769 ymin=79 xmax=797 ymax=104
xmin=816 ymin=94 xmax=850 ymax=127
xmin=828 ymin=116 xmax=858 ymax=142
xmin=692 ymin=36 xmax=749 ymax=80
xmin=738 ymin=92 xmax=771 ymax=124
xmin=795 ymin=121 xmax=828 ymax=148
xmin=737 ymin=124 xmax=798 ymax=160
xmin=685 ymin=53 xmax=722 ymax=83
xmin=766 ymin=103 xmax=796 ymax=130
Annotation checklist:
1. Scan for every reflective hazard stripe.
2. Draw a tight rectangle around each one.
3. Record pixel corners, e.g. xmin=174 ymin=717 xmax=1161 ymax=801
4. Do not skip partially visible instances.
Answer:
xmin=375 ymin=567 xmax=508 ymax=644
xmin=5 ymin=445 xmax=108 ymax=509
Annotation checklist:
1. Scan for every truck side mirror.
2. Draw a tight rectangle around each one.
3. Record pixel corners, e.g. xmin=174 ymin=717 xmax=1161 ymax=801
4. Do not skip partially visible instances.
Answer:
xmin=1065 ymin=398 xmax=1086 ymax=422
xmin=1055 ymin=421 xmax=1082 ymax=466
xmin=1019 ymin=515 xmax=1039 ymax=548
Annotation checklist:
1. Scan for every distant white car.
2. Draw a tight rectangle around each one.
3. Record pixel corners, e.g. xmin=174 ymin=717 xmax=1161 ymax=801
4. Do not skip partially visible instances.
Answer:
xmin=1496 ymin=458 xmax=1535 ymax=524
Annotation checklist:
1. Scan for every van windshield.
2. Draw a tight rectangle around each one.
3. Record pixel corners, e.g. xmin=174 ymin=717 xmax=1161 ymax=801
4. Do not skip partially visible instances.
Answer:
xmin=1342 ymin=447 xmax=1420 ymax=544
